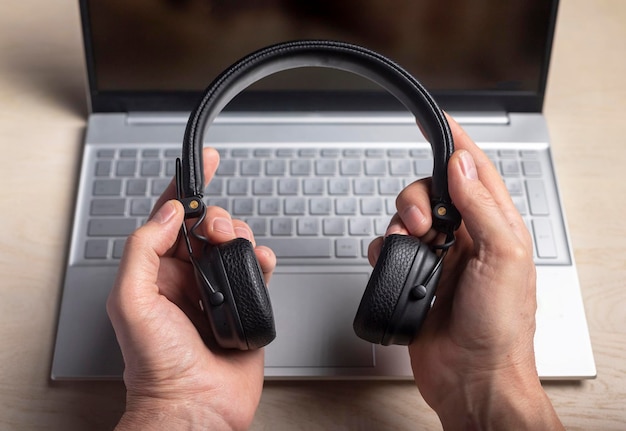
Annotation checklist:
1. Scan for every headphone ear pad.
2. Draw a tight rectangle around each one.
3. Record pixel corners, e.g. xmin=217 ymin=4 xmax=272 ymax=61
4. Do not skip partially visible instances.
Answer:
xmin=354 ymin=234 xmax=438 ymax=345
xmin=218 ymin=238 xmax=276 ymax=349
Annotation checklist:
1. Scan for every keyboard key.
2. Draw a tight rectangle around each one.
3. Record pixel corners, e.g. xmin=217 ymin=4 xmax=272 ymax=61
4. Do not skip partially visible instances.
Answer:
xmin=241 ymin=159 xmax=262 ymax=176
xmin=354 ymin=178 xmax=376 ymax=195
xmin=297 ymin=218 xmax=320 ymax=235
xmin=88 ymin=219 xmax=136 ymax=236
xmin=217 ymin=159 xmax=236 ymax=176
xmin=116 ymin=160 xmax=136 ymax=176
xmin=95 ymin=161 xmax=112 ymax=177
xmin=500 ymin=160 xmax=521 ymax=176
xmin=390 ymin=159 xmax=412 ymax=176
xmin=315 ymin=159 xmax=337 ymax=175
xmin=150 ymin=179 xmax=170 ymax=196
xmin=340 ymin=159 xmax=362 ymax=176
xmin=227 ymin=178 xmax=248 ymax=195
xmin=303 ymin=178 xmax=324 ymax=195
xmin=290 ymin=159 xmax=312 ymax=176
xmin=522 ymin=160 xmax=542 ymax=176
xmin=343 ymin=149 xmax=362 ymax=158
xmin=130 ymin=198 xmax=152 ymax=216
xmin=284 ymin=198 xmax=306 ymax=215
xmin=364 ymin=159 xmax=386 ymax=176
xmin=336 ymin=198 xmax=357 ymax=215
xmin=90 ymin=199 xmax=125 ymax=216
xmin=257 ymin=238 xmax=332 ymax=258
xmin=97 ymin=149 xmax=115 ymax=158
xmin=142 ymin=149 xmax=160 ymax=158
xmin=532 ymin=219 xmax=558 ymax=258
xmin=379 ymin=178 xmax=402 ymax=195
xmin=321 ymin=149 xmax=340 ymax=157
xmin=85 ymin=239 xmax=108 ymax=259
xmin=141 ymin=160 xmax=161 ymax=177
xmin=93 ymin=179 xmax=122 ymax=196
xmin=323 ymin=218 xmax=345 ymax=236
xmin=233 ymin=198 xmax=254 ymax=215
xmin=271 ymin=218 xmax=293 ymax=235
xmin=310 ymin=198 xmax=332 ymax=215
xmin=266 ymin=159 xmax=286 ymax=176
xmin=361 ymin=198 xmax=383 ymax=215
xmin=120 ymin=149 xmax=137 ymax=158
xmin=246 ymin=218 xmax=267 ymax=236
xmin=258 ymin=198 xmax=280 ymax=215
xmin=232 ymin=149 xmax=250 ymax=158
xmin=328 ymin=178 xmax=350 ymax=195
xmin=205 ymin=178 xmax=223 ymax=195
xmin=299 ymin=149 xmax=317 ymax=157
xmin=113 ymin=239 xmax=126 ymax=259
xmin=414 ymin=159 xmax=433 ymax=176
xmin=349 ymin=218 xmax=372 ymax=236
xmin=252 ymin=178 xmax=274 ymax=195
xmin=336 ymin=238 xmax=359 ymax=257
xmin=278 ymin=178 xmax=298 ymax=195
xmin=526 ymin=179 xmax=550 ymax=215
xmin=504 ymin=178 xmax=524 ymax=196
xmin=126 ymin=179 xmax=147 ymax=196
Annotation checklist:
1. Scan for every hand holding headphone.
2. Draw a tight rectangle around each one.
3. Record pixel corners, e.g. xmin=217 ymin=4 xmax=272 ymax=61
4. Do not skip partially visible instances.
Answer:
xmin=176 ymin=40 xmax=461 ymax=350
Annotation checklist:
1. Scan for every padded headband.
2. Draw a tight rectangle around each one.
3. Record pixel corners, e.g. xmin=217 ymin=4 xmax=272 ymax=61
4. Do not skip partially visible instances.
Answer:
xmin=181 ymin=40 xmax=460 ymax=231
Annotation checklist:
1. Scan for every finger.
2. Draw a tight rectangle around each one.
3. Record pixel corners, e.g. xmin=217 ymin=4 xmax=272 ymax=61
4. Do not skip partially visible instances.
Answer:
xmin=392 ymin=178 xmax=434 ymax=238
xmin=202 ymin=205 xmax=237 ymax=243
xmin=150 ymin=147 xmax=221 ymax=219
xmin=232 ymin=219 xmax=255 ymax=244
xmin=108 ymin=200 xmax=185 ymax=322
xmin=447 ymin=149 xmax=527 ymax=251
xmin=367 ymin=236 xmax=384 ymax=266
xmin=254 ymin=246 xmax=277 ymax=285
xmin=445 ymin=114 xmax=528 ymax=240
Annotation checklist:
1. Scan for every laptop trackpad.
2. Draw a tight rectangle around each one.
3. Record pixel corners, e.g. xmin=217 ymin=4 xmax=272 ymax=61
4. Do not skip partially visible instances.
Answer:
xmin=264 ymin=272 xmax=375 ymax=368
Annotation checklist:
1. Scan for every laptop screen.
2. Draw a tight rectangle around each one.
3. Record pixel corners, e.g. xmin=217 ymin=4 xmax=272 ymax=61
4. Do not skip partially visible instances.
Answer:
xmin=81 ymin=0 xmax=558 ymax=113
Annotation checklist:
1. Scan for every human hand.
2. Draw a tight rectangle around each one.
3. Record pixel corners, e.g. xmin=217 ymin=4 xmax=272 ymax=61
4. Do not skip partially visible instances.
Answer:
xmin=369 ymin=115 xmax=563 ymax=430
xmin=107 ymin=147 xmax=276 ymax=431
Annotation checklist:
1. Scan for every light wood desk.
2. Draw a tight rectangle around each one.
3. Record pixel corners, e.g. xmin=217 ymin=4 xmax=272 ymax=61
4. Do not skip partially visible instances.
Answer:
xmin=1 ymin=0 xmax=624 ymax=429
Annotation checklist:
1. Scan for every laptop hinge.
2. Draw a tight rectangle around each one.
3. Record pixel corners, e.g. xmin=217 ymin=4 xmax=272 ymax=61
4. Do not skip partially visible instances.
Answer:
xmin=125 ymin=110 xmax=510 ymax=126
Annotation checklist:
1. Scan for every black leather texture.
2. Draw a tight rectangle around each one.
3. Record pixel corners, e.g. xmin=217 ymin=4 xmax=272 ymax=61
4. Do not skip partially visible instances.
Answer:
xmin=217 ymin=238 xmax=276 ymax=349
xmin=353 ymin=234 xmax=425 ymax=344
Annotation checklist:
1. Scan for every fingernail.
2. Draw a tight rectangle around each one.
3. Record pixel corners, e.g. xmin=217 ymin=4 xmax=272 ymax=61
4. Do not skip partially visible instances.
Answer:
xmin=151 ymin=201 xmax=177 ymax=225
xmin=401 ymin=205 xmax=427 ymax=233
xmin=459 ymin=150 xmax=478 ymax=180
xmin=234 ymin=226 xmax=252 ymax=240
xmin=212 ymin=217 xmax=234 ymax=235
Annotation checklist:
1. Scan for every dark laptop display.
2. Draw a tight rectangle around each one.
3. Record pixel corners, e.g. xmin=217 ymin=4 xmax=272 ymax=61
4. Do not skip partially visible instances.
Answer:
xmin=82 ymin=0 xmax=555 ymax=113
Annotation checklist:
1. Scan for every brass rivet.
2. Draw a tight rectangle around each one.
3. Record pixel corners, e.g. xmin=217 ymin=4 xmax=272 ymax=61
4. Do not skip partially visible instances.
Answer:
xmin=437 ymin=207 xmax=447 ymax=216
xmin=189 ymin=200 xmax=199 ymax=210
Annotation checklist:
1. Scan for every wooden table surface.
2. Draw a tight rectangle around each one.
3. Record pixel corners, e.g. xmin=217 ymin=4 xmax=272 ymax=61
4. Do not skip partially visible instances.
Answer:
xmin=1 ymin=0 xmax=624 ymax=429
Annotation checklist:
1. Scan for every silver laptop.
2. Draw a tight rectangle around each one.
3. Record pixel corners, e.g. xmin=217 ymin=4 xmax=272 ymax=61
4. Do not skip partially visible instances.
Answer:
xmin=52 ymin=0 xmax=595 ymax=380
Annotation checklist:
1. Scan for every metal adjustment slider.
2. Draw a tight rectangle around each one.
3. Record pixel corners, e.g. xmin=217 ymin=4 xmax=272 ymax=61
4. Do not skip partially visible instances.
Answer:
xmin=432 ymin=202 xmax=462 ymax=231
xmin=180 ymin=196 xmax=205 ymax=219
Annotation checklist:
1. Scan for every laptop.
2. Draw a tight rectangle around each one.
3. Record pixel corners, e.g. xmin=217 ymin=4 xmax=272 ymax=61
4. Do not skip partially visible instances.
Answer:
xmin=52 ymin=0 xmax=596 ymax=380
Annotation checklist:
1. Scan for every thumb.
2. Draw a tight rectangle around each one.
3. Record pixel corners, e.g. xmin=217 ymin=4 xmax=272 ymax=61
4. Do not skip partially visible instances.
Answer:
xmin=108 ymin=200 xmax=184 ymax=317
xmin=447 ymin=150 xmax=515 ymax=247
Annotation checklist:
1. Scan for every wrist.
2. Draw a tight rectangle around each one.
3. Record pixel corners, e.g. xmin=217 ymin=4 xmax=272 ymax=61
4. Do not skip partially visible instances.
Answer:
xmin=434 ymin=364 xmax=564 ymax=431
xmin=115 ymin=397 xmax=236 ymax=431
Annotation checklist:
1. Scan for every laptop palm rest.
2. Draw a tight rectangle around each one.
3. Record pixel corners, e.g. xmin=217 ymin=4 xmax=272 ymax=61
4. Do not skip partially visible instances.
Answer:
xmin=264 ymin=272 xmax=375 ymax=368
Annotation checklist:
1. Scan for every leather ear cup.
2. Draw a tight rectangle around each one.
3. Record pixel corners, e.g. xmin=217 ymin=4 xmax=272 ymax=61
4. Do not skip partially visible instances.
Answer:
xmin=197 ymin=238 xmax=275 ymax=350
xmin=216 ymin=238 xmax=276 ymax=349
xmin=353 ymin=234 xmax=441 ymax=345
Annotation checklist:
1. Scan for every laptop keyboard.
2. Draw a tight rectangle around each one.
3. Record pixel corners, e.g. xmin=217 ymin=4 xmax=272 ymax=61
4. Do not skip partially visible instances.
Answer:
xmin=77 ymin=144 xmax=568 ymax=266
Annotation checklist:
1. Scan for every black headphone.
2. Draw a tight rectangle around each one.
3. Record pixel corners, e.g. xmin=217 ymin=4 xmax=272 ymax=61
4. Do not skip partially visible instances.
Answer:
xmin=176 ymin=40 xmax=461 ymax=350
